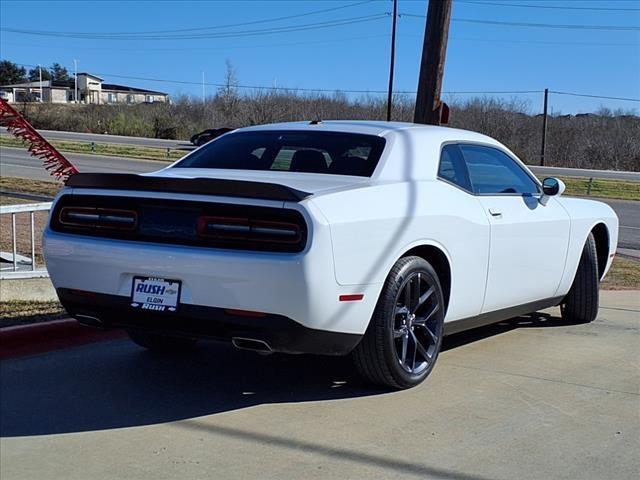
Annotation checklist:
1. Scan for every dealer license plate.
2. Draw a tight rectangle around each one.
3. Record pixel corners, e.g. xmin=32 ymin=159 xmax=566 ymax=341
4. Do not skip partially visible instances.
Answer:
xmin=131 ymin=277 xmax=181 ymax=312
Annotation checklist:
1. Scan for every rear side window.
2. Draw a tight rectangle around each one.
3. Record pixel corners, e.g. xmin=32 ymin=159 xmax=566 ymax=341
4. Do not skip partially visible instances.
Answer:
xmin=460 ymin=145 xmax=539 ymax=195
xmin=176 ymin=130 xmax=386 ymax=177
xmin=438 ymin=144 xmax=472 ymax=192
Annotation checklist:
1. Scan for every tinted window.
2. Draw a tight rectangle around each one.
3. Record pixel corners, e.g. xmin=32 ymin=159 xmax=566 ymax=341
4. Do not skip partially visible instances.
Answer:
xmin=460 ymin=145 xmax=539 ymax=195
xmin=438 ymin=144 xmax=471 ymax=192
xmin=176 ymin=131 xmax=386 ymax=177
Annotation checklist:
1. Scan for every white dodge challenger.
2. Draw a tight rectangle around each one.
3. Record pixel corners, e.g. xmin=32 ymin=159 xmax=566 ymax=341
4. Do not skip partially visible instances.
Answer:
xmin=44 ymin=121 xmax=618 ymax=388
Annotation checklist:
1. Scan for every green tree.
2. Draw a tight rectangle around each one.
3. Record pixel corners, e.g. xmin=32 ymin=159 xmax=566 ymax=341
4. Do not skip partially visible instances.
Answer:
xmin=50 ymin=63 xmax=70 ymax=81
xmin=0 ymin=60 xmax=26 ymax=85
xmin=28 ymin=66 xmax=52 ymax=82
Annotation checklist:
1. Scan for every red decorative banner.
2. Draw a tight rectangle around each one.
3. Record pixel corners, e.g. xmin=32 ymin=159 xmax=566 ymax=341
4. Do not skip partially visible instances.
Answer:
xmin=0 ymin=99 xmax=79 ymax=181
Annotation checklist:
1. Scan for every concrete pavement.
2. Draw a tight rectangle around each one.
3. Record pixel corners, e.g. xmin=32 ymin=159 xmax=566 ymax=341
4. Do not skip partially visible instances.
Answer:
xmin=1 ymin=290 xmax=638 ymax=480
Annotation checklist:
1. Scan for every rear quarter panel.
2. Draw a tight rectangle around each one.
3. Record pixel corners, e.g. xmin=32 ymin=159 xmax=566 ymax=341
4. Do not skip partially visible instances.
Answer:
xmin=310 ymin=180 xmax=491 ymax=322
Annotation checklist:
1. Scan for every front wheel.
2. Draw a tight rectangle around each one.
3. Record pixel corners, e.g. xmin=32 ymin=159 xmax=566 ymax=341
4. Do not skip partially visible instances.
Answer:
xmin=127 ymin=330 xmax=197 ymax=351
xmin=352 ymin=256 xmax=445 ymax=389
xmin=561 ymin=233 xmax=600 ymax=324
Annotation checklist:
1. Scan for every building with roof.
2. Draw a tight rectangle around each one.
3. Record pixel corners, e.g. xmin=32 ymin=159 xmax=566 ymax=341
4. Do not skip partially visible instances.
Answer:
xmin=0 ymin=73 xmax=169 ymax=105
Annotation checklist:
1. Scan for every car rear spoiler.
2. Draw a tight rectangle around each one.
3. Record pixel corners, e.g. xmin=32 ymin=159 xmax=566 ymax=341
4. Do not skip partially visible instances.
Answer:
xmin=65 ymin=173 xmax=312 ymax=202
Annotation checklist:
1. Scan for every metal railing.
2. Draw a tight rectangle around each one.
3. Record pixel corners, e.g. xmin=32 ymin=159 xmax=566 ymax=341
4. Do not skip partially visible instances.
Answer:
xmin=0 ymin=202 xmax=52 ymax=279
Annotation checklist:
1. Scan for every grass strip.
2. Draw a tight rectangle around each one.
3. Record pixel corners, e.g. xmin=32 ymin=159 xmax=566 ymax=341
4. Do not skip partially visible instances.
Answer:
xmin=0 ymin=300 xmax=66 ymax=328
xmin=1 ymin=135 xmax=185 ymax=162
xmin=557 ymin=177 xmax=639 ymax=201
xmin=601 ymin=256 xmax=640 ymax=290
xmin=0 ymin=176 xmax=62 ymax=198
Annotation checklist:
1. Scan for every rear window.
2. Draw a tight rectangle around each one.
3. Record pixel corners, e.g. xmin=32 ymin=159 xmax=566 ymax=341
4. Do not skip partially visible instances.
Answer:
xmin=175 ymin=130 xmax=386 ymax=177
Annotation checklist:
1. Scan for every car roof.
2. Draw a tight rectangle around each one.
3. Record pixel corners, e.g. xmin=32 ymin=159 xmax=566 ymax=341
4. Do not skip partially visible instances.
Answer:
xmin=236 ymin=120 xmax=498 ymax=144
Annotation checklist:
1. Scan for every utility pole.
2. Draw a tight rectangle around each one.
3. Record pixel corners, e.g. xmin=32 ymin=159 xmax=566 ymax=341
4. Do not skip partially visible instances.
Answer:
xmin=73 ymin=59 xmax=78 ymax=103
xmin=202 ymin=71 xmax=205 ymax=104
xmin=38 ymin=64 xmax=43 ymax=102
xmin=540 ymin=88 xmax=549 ymax=166
xmin=386 ymin=0 xmax=398 ymax=122
xmin=413 ymin=0 xmax=453 ymax=125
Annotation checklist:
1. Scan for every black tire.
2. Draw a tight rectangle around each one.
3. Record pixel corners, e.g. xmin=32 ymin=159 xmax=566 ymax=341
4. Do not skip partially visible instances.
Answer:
xmin=127 ymin=330 xmax=197 ymax=351
xmin=561 ymin=233 xmax=600 ymax=324
xmin=352 ymin=256 xmax=445 ymax=389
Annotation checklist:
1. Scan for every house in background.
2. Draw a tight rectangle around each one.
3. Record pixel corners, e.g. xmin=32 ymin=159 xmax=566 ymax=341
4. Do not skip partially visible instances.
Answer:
xmin=0 ymin=73 xmax=169 ymax=104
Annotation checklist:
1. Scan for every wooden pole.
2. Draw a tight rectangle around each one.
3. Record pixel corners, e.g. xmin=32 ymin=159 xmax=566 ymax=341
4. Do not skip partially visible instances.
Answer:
xmin=413 ymin=0 xmax=453 ymax=125
xmin=540 ymin=88 xmax=549 ymax=166
xmin=386 ymin=0 xmax=398 ymax=121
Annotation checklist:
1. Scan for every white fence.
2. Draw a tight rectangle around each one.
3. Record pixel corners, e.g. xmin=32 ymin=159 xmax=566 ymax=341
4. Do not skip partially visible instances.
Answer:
xmin=0 ymin=202 xmax=52 ymax=279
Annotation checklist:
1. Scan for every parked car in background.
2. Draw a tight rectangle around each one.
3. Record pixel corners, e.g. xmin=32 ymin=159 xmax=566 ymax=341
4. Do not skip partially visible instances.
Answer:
xmin=44 ymin=121 xmax=618 ymax=389
xmin=190 ymin=127 xmax=234 ymax=146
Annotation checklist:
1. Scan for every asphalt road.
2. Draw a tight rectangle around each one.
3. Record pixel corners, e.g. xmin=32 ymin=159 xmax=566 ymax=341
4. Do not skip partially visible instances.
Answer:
xmin=1 ymin=127 xmax=191 ymax=150
xmin=1 ymin=145 xmax=638 ymax=249
xmin=0 ymin=146 xmax=169 ymax=182
xmin=1 ymin=290 xmax=638 ymax=480
xmin=610 ymin=198 xmax=640 ymax=251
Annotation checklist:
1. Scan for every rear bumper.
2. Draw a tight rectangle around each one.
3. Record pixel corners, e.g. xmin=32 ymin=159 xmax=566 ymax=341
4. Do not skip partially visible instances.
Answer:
xmin=58 ymin=289 xmax=362 ymax=355
xmin=44 ymin=225 xmax=382 ymax=336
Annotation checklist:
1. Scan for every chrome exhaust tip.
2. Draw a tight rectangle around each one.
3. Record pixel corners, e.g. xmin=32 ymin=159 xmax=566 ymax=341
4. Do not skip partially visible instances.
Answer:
xmin=75 ymin=314 xmax=105 ymax=329
xmin=232 ymin=337 xmax=273 ymax=354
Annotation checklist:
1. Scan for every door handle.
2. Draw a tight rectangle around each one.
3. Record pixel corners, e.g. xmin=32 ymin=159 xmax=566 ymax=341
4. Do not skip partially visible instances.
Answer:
xmin=488 ymin=208 xmax=502 ymax=218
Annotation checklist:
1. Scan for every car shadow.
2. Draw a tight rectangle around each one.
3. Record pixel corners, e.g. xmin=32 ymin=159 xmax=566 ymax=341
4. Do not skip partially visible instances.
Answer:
xmin=442 ymin=309 xmax=569 ymax=351
xmin=0 ymin=340 xmax=385 ymax=437
xmin=1 ymin=310 xmax=566 ymax=438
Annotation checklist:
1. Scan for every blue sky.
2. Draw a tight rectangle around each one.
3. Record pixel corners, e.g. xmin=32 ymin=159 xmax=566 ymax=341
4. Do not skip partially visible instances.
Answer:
xmin=1 ymin=0 xmax=639 ymax=114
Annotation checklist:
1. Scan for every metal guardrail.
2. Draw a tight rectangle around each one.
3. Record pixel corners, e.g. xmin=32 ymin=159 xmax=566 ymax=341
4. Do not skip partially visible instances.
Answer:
xmin=0 ymin=202 xmax=52 ymax=279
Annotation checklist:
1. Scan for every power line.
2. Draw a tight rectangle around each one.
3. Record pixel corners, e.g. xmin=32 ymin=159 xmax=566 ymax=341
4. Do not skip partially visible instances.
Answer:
xmin=447 ymin=36 xmax=640 ymax=48
xmin=444 ymin=90 xmax=541 ymax=94
xmin=0 ymin=34 xmax=392 ymax=53
xmin=401 ymin=34 xmax=640 ymax=48
xmin=89 ymin=71 xmax=402 ymax=94
xmin=1 ymin=13 xmax=390 ymax=40
xmin=549 ymin=91 xmax=640 ymax=103
xmin=10 ymin=64 xmax=391 ymax=93
xmin=0 ymin=0 xmax=376 ymax=37
xmin=5 ymin=33 xmax=636 ymax=53
xmin=10 ymin=63 xmax=640 ymax=102
xmin=456 ymin=1 xmax=640 ymax=12
xmin=8 ymin=63 xmax=536 ymax=95
xmin=401 ymin=13 xmax=640 ymax=31
xmin=49 ymin=0 xmax=376 ymax=35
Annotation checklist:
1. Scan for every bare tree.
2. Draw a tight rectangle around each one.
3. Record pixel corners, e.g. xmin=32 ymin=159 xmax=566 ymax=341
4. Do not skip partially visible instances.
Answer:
xmin=20 ymin=90 xmax=640 ymax=171
xmin=217 ymin=60 xmax=240 ymax=123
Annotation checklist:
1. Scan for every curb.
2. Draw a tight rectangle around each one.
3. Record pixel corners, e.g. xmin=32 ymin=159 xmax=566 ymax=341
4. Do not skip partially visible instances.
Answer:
xmin=617 ymin=248 xmax=640 ymax=262
xmin=0 ymin=319 xmax=126 ymax=360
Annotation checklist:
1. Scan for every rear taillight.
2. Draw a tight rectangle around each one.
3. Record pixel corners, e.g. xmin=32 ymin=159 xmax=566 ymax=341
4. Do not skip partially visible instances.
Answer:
xmin=51 ymin=195 xmax=307 ymax=253
xmin=197 ymin=216 xmax=302 ymax=244
xmin=59 ymin=207 xmax=137 ymax=231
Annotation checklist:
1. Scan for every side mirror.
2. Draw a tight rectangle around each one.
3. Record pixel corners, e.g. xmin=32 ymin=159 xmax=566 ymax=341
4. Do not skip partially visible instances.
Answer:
xmin=540 ymin=177 xmax=566 ymax=205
